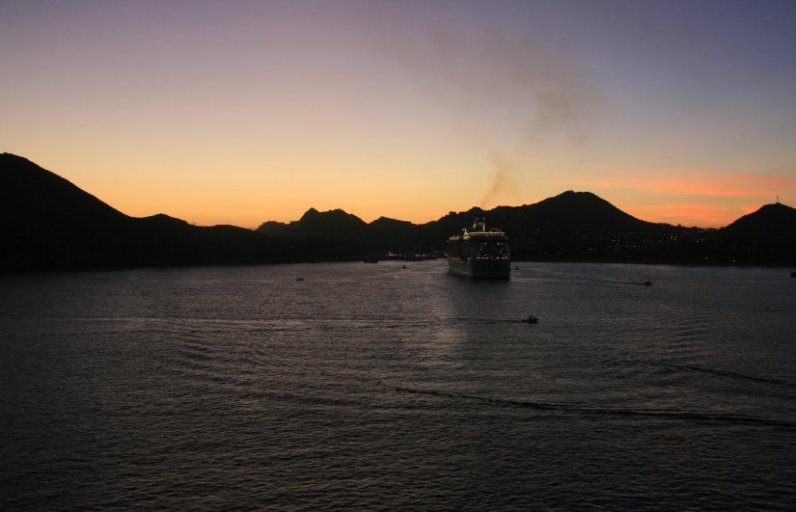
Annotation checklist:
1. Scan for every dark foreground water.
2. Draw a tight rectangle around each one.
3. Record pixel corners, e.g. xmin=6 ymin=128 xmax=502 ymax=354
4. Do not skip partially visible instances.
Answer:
xmin=1 ymin=261 xmax=795 ymax=511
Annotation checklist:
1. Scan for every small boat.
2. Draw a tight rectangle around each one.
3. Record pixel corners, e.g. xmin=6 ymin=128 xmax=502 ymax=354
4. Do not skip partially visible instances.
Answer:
xmin=522 ymin=315 xmax=538 ymax=324
xmin=642 ymin=280 xmax=653 ymax=287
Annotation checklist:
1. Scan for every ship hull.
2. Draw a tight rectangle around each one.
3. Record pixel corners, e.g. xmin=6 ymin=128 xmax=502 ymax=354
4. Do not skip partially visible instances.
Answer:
xmin=447 ymin=257 xmax=511 ymax=278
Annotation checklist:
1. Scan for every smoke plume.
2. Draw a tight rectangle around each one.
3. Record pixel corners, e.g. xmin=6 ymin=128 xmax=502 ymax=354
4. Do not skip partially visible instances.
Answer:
xmin=375 ymin=16 xmax=602 ymax=208
xmin=481 ymin=150 xmax=520 ymax=208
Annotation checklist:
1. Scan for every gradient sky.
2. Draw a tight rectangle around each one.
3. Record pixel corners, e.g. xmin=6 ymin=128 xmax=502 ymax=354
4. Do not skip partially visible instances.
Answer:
xmin=3 ymin=0 xmax=795 ymax=228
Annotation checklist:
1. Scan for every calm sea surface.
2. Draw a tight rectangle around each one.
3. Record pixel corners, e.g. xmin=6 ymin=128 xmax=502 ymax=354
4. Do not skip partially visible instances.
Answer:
xmin=2 ymin=261 xmax=795 ymax=511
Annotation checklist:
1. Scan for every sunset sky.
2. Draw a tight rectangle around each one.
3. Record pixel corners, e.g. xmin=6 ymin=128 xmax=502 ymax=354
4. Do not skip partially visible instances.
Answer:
xmin=2 ymin=0 xmax=795 ymax=228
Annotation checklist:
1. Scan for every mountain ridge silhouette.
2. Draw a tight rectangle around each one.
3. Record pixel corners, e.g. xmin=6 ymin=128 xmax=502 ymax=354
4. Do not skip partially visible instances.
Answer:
xmin=2 ymin=153 xmax=794 ymax=270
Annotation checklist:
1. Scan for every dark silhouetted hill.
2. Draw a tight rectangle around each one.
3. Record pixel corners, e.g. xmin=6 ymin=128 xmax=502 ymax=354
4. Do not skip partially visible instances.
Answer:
xmin=524 ymin=191 xmax=651 ymax=232
xmin=707 ymin=203 xmax=796 ymax=265
xmin=1 ymin=153 xmax=131 ymax=269
xmin=368 ymin=217 xmax=419 ymax=253
xmin=413 ymin=191 xmax=669 ymax=261
xmin=0 ymin=153 xmax=288 ymax=270
xmin=292 ymin=208 xmax=368 ymax=240
xmin=723 ymin=203 xmax=796 ymax=240
xmin=3 ymin=153 xmax=794 ymax=269
xmin=256 ymin=208 xmax=371 ymax=260
xmin=257 ymin=192 xmax=795 ymax=265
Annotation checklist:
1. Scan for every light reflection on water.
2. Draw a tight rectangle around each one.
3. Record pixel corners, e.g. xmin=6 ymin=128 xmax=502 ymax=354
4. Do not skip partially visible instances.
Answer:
xmin=1 ymin=261 xmax=795 ymax=510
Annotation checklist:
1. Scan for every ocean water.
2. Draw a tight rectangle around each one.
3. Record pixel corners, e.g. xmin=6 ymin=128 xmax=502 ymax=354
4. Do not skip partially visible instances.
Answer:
xmin=1 ymin=260 xmax=795 ymax=511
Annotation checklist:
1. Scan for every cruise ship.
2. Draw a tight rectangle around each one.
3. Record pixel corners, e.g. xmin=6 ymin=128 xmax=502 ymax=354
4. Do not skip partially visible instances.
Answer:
xmin=446 ymin=219 xmax=511 ymax=278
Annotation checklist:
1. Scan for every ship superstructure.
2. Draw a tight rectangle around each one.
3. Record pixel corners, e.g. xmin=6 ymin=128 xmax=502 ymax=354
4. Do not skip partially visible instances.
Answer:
xmin=446 ymin=219 xmax=511 ymax=278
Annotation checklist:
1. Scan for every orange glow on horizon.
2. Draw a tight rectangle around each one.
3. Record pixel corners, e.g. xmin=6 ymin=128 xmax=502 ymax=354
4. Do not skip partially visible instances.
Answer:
xmin=570 ymin=168 xmax=793 ymax=227
xmin=571 ymin=170 xmax=793 ymax=200
xmin=30 ymin=153 xmax=792 ymax=229
xmin=12 ymin=152 xmax=794 ymax=230
xmin=621 ymin=203 xmax=760 ymax=228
